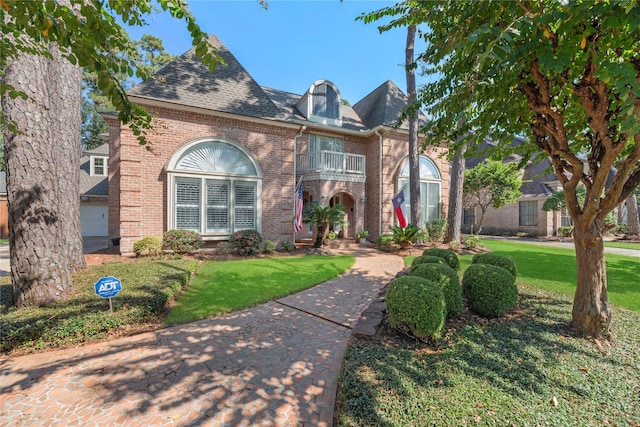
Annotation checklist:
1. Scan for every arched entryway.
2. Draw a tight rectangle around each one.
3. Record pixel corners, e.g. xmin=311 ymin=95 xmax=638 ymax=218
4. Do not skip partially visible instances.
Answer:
xmin=328 ymin=192 xmax=356 ymax=238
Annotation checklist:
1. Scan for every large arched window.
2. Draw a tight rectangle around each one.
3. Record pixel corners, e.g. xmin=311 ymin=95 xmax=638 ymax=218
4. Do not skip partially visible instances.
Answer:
xmin=167 ymin=139 xmax=262 ymax=238
xmin=397 ymin=156 xmax=441 ymax=225
xmin=296 ymin=80 xmax=343 ymax=126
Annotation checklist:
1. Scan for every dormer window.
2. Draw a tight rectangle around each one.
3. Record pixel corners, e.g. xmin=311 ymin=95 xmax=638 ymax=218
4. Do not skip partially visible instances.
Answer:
xmin=297 ymin=80 xmax=343 ymax=126
xmin=90 ymin=156 xmax=108 ymax=176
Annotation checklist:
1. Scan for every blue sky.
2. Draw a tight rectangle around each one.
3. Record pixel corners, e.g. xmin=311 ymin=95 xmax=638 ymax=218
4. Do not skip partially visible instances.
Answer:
xmin=127 ymin=0 xmax=428 ymax=104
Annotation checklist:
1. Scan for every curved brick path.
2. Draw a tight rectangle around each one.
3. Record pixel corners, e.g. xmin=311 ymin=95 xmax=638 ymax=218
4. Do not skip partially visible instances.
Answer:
xmin=0 ymin=247 xmax=403 ymax=427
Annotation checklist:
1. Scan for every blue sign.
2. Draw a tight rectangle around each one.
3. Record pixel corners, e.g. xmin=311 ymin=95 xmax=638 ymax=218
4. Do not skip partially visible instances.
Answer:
xmin=94 ymin=276 xmax=122 ymax=299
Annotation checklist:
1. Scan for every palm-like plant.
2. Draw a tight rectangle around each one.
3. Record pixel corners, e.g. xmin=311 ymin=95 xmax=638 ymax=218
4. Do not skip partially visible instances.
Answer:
xmin=303 ymin=202 xmax=347 ymax=248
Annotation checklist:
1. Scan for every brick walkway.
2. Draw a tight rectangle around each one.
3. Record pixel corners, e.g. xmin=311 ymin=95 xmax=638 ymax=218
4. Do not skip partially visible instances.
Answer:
xmin=0 ymin=247 xmax=403 ymax=427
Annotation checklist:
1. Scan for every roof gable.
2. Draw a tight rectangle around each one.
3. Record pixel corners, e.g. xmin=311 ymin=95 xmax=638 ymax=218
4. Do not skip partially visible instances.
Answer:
xmin=128 ymin=34 xmax=282 ymax=120
xmin=353 ymin=80 xmax=427 ymax=129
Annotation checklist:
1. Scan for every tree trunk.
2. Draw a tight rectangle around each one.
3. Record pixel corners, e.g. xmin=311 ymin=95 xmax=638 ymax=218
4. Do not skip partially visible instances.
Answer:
xmin=406 ymin=23 xmax=422 ymax=227
xmin=314 ymin=224 xmax=328 ymax=248
xmin=571 ymin=218 xmax=611 ymax=339
xmin=2 ymin=41 xmax=85 ymax=306
xmin=444 ymin=143 xmax=466 ymax=243
xmin=626 ymin=193 xmax=639 ymax=236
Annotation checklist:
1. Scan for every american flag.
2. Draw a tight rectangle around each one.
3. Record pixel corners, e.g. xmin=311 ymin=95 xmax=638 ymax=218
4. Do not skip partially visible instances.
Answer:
xmin=294 ymin=183 xmax=304 ymax=232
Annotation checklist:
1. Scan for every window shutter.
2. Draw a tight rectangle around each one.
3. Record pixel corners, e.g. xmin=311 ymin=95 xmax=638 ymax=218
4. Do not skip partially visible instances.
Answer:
xmin=206 ymin=180 xmax=230 ymax=232
xmin=234 ymin=182 xmax=256 ymax=230
xmin=175 ymin=177 xmax=201 ymax=231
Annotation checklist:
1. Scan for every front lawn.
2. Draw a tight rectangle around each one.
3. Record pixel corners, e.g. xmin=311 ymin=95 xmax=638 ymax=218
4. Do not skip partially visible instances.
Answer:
xmin=336 ymin=284 xmax=640 ymax=426
xmin=1 ymin=259 xmax=198 ymax=354
xmin=0 ymin=255 xmax=354 ymax=355
xmin=605 ymin=240 xmax=640 ymax=251
xmin=480 ymin=239 xmax=640 ymax=312
xmin=164 ymin=255 xmax=354 ymax=324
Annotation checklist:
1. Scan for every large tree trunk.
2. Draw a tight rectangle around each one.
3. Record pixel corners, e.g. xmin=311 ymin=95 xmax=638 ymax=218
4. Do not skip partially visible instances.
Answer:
xmin=444 ymin=143 xmax=466 ymax=243
xmin=2 ymin=42 xmax=85 ymax=306
xmin=571 ymin=218 xmax=611 ymax=339
xmin=626 ymin=193 xmax=639 ymax=236
xmin=406 ymin=23 xmax=422 ymax=227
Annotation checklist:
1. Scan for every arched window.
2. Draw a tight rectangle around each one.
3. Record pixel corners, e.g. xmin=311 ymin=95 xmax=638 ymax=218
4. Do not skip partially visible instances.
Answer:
xmin=297 ymin=80 xmax=343 ymax=126
xmin=167 ymin=139 xmax=262 ymax=238
xmin=397 ymin=156 xmax=441 ymax=225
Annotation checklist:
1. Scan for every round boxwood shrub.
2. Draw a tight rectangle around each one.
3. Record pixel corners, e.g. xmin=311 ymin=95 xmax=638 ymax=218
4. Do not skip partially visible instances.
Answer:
xmin=386 ymin=276 xmax=446 ymax=341
xmin=409 ymin=263 xmax=462 ymax=317
xmin=422 ymin=248 xmax=460 ymax=271
xmin=462 ymin=263 xmax=518 ymax=318
xmin=411 ymin=255 xmax=446 ymax=268
xmin=472 ymin=253 xmax=517 ymax=277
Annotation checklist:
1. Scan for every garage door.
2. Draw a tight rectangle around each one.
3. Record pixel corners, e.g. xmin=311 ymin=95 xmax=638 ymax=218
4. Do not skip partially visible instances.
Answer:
xmin=80 ymin=205 xmax=108 ymax=236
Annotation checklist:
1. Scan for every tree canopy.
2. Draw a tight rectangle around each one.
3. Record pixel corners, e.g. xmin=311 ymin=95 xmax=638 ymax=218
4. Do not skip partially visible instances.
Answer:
xmin=365 ymin=0 xmax=639 ymax=338
xmin=463 ymin=160 xmax=522 ymax=234
xmin=1 ymin=0 xmax=221 ymax=145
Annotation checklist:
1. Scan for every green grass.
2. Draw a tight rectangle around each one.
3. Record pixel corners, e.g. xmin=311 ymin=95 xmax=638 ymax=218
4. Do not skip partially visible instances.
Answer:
xmin=0 ymin=259 xmax=198 ymax=354
xmin=480 ymin=239 xmax=640 ymax=312
xmin=0 ymin=239 xmax=8 ymax=244
xmin=164 ymin=255 xmax=354 ymax=324
xmin=336 ymin=284 xmax=640 ymax=426
xmin=605 ymin=240 xmax=640 ymax=250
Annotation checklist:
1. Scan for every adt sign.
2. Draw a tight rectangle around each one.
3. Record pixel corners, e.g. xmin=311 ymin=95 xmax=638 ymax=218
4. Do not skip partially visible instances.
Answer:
xmin=94 ymin=276 xmax=122 ymax=299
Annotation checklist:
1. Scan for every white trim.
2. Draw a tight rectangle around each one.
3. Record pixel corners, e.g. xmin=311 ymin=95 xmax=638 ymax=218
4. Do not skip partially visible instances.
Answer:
xmin=167 ymin=139 xmax=263 ymax=238
xmin=90 ymin=156 xmax=108 ymax=176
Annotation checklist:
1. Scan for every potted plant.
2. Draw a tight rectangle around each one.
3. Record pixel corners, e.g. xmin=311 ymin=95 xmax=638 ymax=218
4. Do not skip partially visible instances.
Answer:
xmin=355 ymin=230 xmax=369 ymax=245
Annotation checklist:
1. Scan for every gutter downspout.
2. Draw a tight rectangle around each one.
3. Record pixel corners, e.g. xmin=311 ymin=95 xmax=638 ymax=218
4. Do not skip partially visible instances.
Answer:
xmin=293 ymin=125 xmax=307 ymax=244
xmin=374 ymin=127 xmax=384 ymax=237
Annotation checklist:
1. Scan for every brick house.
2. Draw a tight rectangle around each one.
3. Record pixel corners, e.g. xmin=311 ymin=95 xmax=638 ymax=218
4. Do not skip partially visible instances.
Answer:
xmin=105 ymin=35 xmax=450 ymax=255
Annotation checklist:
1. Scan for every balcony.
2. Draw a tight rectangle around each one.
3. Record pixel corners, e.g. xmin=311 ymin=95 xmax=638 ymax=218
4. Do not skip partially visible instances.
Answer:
xmin=296 ymin=151 xmax=366 ymax=182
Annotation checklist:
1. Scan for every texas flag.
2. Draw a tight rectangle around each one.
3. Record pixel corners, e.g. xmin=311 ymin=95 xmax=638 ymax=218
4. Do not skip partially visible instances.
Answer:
xmin=392 ymin=190 xmax=407 ymax=229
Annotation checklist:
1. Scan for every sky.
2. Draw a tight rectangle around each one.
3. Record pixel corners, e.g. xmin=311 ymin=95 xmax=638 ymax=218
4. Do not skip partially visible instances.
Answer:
xmin=127 ymin=0 xmax=429 ymax=104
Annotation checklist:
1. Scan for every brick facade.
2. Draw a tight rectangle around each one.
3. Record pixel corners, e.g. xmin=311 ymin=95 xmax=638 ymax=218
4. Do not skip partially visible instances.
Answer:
xmin=108 ymin=108 xmax=452 ymax=255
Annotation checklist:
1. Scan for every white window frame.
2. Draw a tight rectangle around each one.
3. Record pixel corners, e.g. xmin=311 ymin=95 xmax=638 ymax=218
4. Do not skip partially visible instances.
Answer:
xmin=90 ymin=156 xmax=108 ymax=176
xmin=167 ymin=138 xmax=262 ymax=240
xmin=397 ymin=156 xmax=442 ymax=226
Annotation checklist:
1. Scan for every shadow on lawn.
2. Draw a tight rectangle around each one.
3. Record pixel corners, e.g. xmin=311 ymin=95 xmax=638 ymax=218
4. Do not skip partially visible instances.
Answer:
xmin=337 ymin=289 xmax=636 ymax=426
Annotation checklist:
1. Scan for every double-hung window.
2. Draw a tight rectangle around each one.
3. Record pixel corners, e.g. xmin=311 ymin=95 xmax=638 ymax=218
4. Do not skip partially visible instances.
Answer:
xmin=90 ymin=156 xmax=108 ymax=176
xmin=397 ymin=156 xmax=442 ymax=225
xmin=519 ymin=201 xmax=538 ymax=226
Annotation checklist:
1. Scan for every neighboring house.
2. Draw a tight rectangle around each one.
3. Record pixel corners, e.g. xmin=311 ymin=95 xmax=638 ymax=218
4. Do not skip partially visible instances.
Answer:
xmin=463 ymin=138 xmax=619 ymax=237
xmin=0 ymin=172 xmax=7 ymax=239
xmin=104 ymin=34 xmax=450 ymax=255
xmin=79 ymin=144 xmax=109 ymax=237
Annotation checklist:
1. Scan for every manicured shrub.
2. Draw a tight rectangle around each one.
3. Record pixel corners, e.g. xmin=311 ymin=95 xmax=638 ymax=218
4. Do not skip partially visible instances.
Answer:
xmin=411 ymin=255 xmax=446 ymax=268
xmin=463 ymin=235 xmax=480 ymax=249
xmin=389 ymin=224 xmax=422 ymax=248
xmin=410 ymin=263 xmax=462 ymax=316
xmin=462 ymin=264 xmax=518 ymax=318
xmin=230 ymin=229 xmax=262 ymax=256
xmin=133 ymin=236 xmax=163 ymax=257
xmin=263 ymin=240 xmax=276 ymax=254
xmin=163 ymin=229 xmax=203 ymax=254
xmin=422 ymin=248 xmax=460 ymax=271
xmin=386 ymin=276 xmax=446 ymax=341
xmin=425 ymin=219 xmax=447 ymax=242
xmin=472 ymin=253 xmax=517 ymax=277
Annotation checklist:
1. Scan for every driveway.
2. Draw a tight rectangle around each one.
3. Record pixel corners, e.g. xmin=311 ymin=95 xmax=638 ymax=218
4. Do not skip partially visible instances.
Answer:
xmin=0 ymin=237 xmax=109 ymax=278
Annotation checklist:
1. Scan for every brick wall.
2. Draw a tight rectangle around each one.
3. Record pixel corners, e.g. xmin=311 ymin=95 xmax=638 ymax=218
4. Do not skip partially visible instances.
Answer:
xmin=111 ymin=107 xmax=299 ymax=255
xmin=109 ymin=108 xmax=453 ymax=254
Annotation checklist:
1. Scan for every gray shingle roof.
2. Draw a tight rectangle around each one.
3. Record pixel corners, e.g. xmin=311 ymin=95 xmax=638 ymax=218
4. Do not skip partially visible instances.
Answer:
xmin=128 ymin=34 xmax=282 ymax=121
xmin=128 ymin=34 xmax=420 ymax=134
xmin=80 ymin=144 xmax=108 ymax=196
xmin=352 ymin=80 xmax=428 ymax=129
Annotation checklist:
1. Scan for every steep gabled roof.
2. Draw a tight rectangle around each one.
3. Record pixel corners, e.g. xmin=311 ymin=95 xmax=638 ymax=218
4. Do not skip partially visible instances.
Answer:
xmin=261 ymin=86 xmax=368 ymax=132
xmin=352 ymin=80 xmax=428 ymax=129
xmin=128 ymin=34 xmax=282 ymax=121
xmin=80 ymin=144 xmax=108 ymax=196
